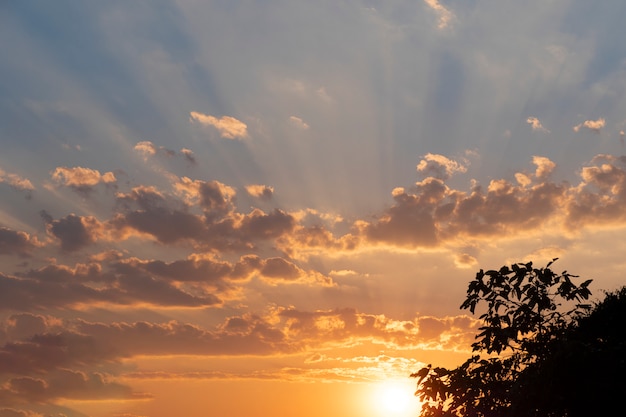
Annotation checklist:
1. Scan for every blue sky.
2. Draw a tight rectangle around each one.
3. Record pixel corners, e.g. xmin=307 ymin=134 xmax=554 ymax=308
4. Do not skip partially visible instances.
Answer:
xmin=2 ymin=1 xmax=626 ymax=416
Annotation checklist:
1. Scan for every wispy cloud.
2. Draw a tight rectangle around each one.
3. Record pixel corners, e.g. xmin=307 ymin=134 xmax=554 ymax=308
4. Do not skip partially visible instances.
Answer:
xmin=0 ymin=168 xmax=34 ymax=197
xmin=289 ymin=116 xmax=310 ymax=130
xmin=423 ymin=0 xmax=455 ymax=29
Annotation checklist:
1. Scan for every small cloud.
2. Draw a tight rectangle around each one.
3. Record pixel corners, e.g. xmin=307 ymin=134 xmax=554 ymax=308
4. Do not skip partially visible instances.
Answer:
xmin=0 ymin=168 xmax=35 ymax=192
xmin=289 ymin=116 xmax=310 ymax=130
xmin=51 ymin=166 xmax=116 ymax=195
xmin=134 ymin=141 xmax=158 ymax=158
xmin=329 ymin=269 xmax=358 ymax=277
xmin=573 ymin=118 xmax=605 ymax=133
xmin=526 ymin=116 xmax=550 ymax=133
xmin=245 ymin=184 xmax=274 ymax=200
xmin=454 ymin=253 xmax=477 ymax=269
xmin=416 ymin=153 xmax=468 ymax=180
xmin=532 ymin=155 xmax=556 ymax=178
xmin=134 ymin=141 xmax=196 ymax=165
xmin=190 ymin=111 xmax=248 ymax=140
xmin=180 ymin=148 xmax=196 ymax=165
xmin=423 ymin=0 xmax=455 ymax=29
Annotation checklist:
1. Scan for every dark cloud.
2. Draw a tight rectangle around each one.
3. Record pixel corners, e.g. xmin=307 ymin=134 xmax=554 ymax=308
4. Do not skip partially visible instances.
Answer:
xmin=45 ymin=214 xmax=102 ymax=252
xmin=1 ymin=261 xmax=219 ymax=311
xmin=0 ymin=228 xmax=39 ymax=256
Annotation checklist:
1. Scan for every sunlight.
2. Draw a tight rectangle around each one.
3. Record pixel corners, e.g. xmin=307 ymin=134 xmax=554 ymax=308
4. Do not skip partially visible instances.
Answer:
xmin=371 ymin=379 xmax=421 ymax=417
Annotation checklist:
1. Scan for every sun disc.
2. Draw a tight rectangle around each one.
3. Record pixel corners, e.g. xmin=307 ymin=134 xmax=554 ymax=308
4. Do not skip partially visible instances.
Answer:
xmin=372 ymin=379 xmax=417 ymax=416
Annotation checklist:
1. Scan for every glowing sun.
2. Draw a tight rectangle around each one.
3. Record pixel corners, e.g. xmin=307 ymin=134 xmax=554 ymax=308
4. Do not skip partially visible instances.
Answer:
xmin=372 ymin=379 xmax=420 ymax=417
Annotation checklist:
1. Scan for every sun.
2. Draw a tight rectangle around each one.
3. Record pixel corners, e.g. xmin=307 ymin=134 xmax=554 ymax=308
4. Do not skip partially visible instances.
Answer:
xmin=371 ymin=379 xmax=421 ymax=417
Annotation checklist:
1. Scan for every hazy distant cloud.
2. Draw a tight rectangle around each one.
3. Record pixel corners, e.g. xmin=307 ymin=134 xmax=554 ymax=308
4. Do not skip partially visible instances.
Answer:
xmin=51 ymin=166 xmax=116 ymax=195
xmin=416 ymin=153 xmax=468 ymax=180
xmin=0 ymin=169 xmax=34 ymax=193
xmin=289 ymin=116 xmax=310 ymax=130
xmin=526 ymin=116 xmax=550 ymax=133
xmin=573 ymin=117 xmax=605 ymax=133
xmin=0 ymin=409 xmax=43 ymax=417
xmin=189 ymin=111 xmax=248 ymax=139
xmin=245 ymin=184 xmax=274 ymax=200
xmin=423 ymin=0 xmax=454 ymax=29
xmin=454 ymin=253 xmax=478 ymax=269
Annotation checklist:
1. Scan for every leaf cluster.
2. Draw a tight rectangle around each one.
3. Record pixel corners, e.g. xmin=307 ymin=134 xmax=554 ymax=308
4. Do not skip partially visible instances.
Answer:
xmin=412 ymin=259 xmax=596 ymax=417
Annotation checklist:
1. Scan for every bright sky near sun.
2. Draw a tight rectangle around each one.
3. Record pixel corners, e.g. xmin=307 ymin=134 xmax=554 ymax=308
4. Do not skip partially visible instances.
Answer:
xmin=2 ymin=1 xmax=626 ymax=417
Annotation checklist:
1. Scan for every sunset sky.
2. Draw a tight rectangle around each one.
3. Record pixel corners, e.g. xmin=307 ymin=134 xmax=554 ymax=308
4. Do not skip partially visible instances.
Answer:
xmin=2 ymin=1 xmax=626 ymax=416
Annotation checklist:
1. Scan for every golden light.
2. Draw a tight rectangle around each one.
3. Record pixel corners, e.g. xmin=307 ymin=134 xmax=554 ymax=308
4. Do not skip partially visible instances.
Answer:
xmin=371 ymin=378 xmax=421 ymax=417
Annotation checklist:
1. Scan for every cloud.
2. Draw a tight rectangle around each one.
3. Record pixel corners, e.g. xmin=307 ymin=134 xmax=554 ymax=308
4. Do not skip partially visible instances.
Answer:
xmin=454 ymin=253 xmax=478 ymax=269
xmin=43 ymin=213 xmax=104 ymax=252
xmin=1 ymin=258 xmax=221 ymax=311
xmin=189 ymin=111 xmax=248 ymax=139
xmin=423 ymin=0 xmax=455 ymax=29
xmin=526 ymin=116 xmax=550 ymax=133
xmin=245 ymin=184 xmax=274 ymax=200
xmin=289 ymin=116 xmax=310 ymax=130
xmin=532 ymin=155 xmax=556 ymax=178
xmin=0 ymin=409 xmax=44 ymax=417
xmin=0 ymin=169 xmax=34 ymax=193
xmin=573 ymin=118 xmax=605 ymax=133
xmin=416 ymin=153 xmax=468 ymax=180
xmin=50 ymin=166 xmax=116 ymax=195
xmin=134 ymin=141 xmax=196 ymax=165
xmin=0 ymin=228 xmax=40 ymax=256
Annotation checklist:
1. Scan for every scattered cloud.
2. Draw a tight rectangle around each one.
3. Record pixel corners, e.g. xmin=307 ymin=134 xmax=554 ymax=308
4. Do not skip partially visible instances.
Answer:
xmin=573 ymin=118 xmax=605 ymax=133
xmin=134 ymin=141 xmax=197 ymax=165
xmin=245 ymin=184 xmax=274 ymax=200
xmin=50 ymin=166 xmax=116 ymax=195
xmin=526 ymin=116 xmax=550 ymax=133
xmin=189 ymin=111 xmax=249 ymax=139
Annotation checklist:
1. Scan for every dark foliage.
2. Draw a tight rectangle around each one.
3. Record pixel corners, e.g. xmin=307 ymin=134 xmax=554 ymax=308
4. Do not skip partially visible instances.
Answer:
xmin=412 ymin=259 xmax=626 ymax=417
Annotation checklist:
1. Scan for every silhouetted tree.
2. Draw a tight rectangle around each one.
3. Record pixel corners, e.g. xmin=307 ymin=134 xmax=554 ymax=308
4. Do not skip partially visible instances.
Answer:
xmin=412 ymin=259 xmax=626 ymax=417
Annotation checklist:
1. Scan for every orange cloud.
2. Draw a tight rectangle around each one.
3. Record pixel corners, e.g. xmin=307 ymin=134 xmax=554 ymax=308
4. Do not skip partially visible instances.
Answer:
xmin=526 ymin=116 xmax=550 ymax=133
xmin=417 ymin=153 xmax=468 ymax=180
xmin=51 ymin=166 xmax=116 ymax=195
xmin=573 ymin=117 xmax=605 ymax=133
xmin=245 ymin=184 xmax=274 ymax=199
xmin=190 ymin=111 xmax=248 ymax=139
xmin=0 ymin=169 xmax=34 ymax=192
xmin=423 ymin=0 xmax=455 ymax=29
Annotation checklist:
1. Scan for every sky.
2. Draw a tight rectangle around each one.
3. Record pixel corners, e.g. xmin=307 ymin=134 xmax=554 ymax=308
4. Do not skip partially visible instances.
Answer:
xmin=2 ymin=1 xmax=626 ymax=416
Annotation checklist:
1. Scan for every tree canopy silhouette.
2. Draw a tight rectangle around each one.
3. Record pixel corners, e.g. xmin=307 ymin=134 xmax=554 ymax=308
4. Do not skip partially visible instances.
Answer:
xmin=412 ymin=259 xmax=626 ymax=417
